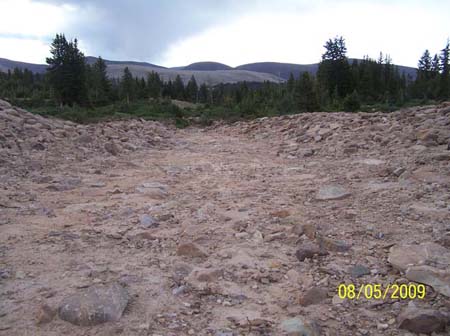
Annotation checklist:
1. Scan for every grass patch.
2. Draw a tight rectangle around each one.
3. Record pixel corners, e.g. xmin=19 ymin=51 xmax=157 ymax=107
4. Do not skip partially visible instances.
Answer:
xmin=28 ymin=99 xmax=187 ymax=125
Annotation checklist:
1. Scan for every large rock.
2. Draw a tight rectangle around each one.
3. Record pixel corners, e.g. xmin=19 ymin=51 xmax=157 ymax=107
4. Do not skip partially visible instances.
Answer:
xmin=388 ymin=243 xmax=450 ymax=297
xmin=388 ymin=243 xmax=450 ymax=272
xmin=315 ymin=185 xmax=351 ymax=201
xmin=397 ymin=307 xmax=448 ymax=334
xmin=58 ymin=282 xmax=129 ymax=326
xmin=405 ymin=266 xmax=450 ymax=297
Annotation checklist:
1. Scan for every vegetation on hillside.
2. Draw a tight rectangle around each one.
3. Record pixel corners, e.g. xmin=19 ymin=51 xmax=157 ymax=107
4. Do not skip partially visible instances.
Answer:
xmin=0 ymin=34 xmax=449 ymax=125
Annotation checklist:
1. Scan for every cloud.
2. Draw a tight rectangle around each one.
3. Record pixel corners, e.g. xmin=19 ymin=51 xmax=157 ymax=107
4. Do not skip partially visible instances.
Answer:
xmin=32 ymin=0 xmax=257 ymax=62
xmin=2 ymin=0 xmax=449 ymax=66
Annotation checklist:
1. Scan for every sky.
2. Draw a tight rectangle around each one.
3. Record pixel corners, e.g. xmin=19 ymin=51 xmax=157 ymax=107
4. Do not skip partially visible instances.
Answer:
xmin=0 ymin=0 xmax=449 ymax=68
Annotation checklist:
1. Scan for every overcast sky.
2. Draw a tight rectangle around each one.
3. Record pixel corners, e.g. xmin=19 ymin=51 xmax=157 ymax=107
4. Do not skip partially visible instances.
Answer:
xmin=0 ymin=0 xmax=448 ymax=68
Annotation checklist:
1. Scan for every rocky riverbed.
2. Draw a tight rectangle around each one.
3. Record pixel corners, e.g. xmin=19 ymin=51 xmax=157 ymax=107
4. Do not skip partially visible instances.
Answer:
xmin=1 ymin=100 xmax=449 ymax=335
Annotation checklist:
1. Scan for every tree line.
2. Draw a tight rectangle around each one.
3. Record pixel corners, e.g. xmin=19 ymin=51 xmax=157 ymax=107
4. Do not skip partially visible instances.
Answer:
xmin=0 ymin=34 xmax=449 ymax=118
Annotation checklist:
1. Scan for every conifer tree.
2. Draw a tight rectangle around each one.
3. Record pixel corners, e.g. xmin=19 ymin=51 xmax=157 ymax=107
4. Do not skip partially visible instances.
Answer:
xmin=439 ymin=41 xmax=450 ymax=99
xmin=317 ymin=36 xmax=353 ymax=100
xmin=173 ymin=75 xmax=185 ymax=100
xmin=91 ymin=57 xmax=110 ymax=104
xmin=185 ymin=75 xmax=198 ymax=102
xmin=287 ymin=72 xmax=295 ymax=92
xmin=46 ymin=34 xmax=86 ymax=106
xmin=198 ymin=83 xmax=208 ymax=104
xmin=147 ymin=71 xmax=162 ymax=98
xmin=295 ymin=72 xmax=319 ymax=111
xmin=121 ymin=67 xmax=134 ymax=104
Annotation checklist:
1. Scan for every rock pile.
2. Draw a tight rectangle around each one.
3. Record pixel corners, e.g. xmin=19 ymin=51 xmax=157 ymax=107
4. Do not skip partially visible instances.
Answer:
xmin=0 ymin=99 xmax=174 ymax=180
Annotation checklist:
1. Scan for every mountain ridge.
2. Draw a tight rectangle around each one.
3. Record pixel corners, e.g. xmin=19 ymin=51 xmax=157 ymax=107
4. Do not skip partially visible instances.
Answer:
xmin=0 ymin=57 xmax=417 ymax=84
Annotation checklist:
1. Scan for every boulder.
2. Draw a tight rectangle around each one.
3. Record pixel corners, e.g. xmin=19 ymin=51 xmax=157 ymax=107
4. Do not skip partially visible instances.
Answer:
xmin=58 ymin=282 xmax=129 ymax=326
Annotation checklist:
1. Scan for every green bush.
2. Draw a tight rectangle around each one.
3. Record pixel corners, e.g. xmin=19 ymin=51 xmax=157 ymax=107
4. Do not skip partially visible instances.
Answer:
xmin=343 ymin=90 xmax=361 ymax=112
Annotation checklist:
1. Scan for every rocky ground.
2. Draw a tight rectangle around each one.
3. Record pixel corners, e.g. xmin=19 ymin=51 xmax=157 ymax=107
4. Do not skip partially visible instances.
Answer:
xmin=0 ymin=99 xmax=449 ymax=336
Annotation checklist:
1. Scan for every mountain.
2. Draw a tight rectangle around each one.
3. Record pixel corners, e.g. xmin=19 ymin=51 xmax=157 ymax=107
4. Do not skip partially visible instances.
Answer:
xmin=0 ymin=57 xmax=417 ymax=84
xmin=105 ymin=63 xmax=284 ymax=85
xmin=236 ymin=62 xmax=319 ymax=80
xmin=0 ymin=58 xmax=47 ymax=74
xmin=237 ymin=60 xmax=417 ymax=80
xmin=180 ymin=62 xmax=233 ymax=71
xmin=84 ymin=56 xmax=167 ymax=69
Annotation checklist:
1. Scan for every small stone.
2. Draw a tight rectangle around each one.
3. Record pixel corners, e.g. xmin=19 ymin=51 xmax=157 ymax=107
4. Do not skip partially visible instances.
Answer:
xmin=280 ymin=317 xmax=320 ymax=336
xmin=377 ymin=323 xmax=388 ymax=330
xmin=104 ymin=142 xmax=120 ymax=156
xmin=332 ymin=294 xmax=345 ymax=305
xmin=271 ymin=209 xmax=291 ymax=218
xmin=317 ymin=236 xmax=351 ymax=252
xmin=140 ymin=214 xmax=158 ymax=229
xmin=295 ymin=242 xmax=328 ymax=261
xmin=397 ymin=307 xmax=448 ymax=334
xmin=215 ymin=330 xmax=234 ymax=336
xmin=349 ymin=264 xmax=370 ymax=278
xmin=176 ymin=242 xmax=207 ymax=258
xmin=315 ymin=185 xmax=351 ymax=201
xmin=36 ymin=304 xmax=56 ymax=325
xmin=298 ymin=287 xmax=328 ymax=306
xmin=172 ymin=285 xmax=187 ymax=296
xmin=89 ymin=181 xmax=106 ymax=188
xmin=393 ymin=167 xmax=406 ymax=177
xmin=235 ymin=232 xmax=249 ymax=239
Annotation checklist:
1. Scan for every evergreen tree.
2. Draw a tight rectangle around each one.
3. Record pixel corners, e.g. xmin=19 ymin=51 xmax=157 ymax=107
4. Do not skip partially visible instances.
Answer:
xmin=121 ymin=67 xmax=134 ymax=104
xmin=147 ymin=71 xmax=162 ymax=98
xmin=173 ymin=75 xmax=185 ymax=100
xmin=138 ymin=77 xmax=147 ymax=99
xmin=317 ymin=36 xmax=353 ymax=100
xmin=46 ymin=34 xmax=87 ymax=106
xmin=185 ymin=75 xmax=198 ymax=102
xmin=287 ymin=72 xmax=295 ymax=92
xmin=295 ymin=72 xmax=319 ymax=111
xmin=198 ymin=83 xmax=208 ymax=104
xmin=90 ymin=56 xmax=110 ymax=105
xmin=439 ymin=40 xmax=450 ymax=99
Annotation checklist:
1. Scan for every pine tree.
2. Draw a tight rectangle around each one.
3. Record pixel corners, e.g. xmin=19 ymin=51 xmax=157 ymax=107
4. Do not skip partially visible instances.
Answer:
xmin=317 ymin=36 xmax=353 ymax=100
xmin=147 ymin=71 xmax=162 ymax=99
xmin=439 ymin=40 xmax=450 ymax=99
xmin=46 ymin=34 xmax=86 ymax=106
xmin=287 ymin=72 xmax=295 ymax=92
xmin=91 ymin=56 xmax=110 ymax=104
xmin=121 ymin=67 xmax=134 ymax=104
xmin=198 ymin=83 xmax=208 ymax=104
xmin=185 ymin=75 xmax=198 ymax=102
xmin=173 ymin=75 xmax=185 ymax=100
xmin=295 ymin=72 xmax=319 ymax=111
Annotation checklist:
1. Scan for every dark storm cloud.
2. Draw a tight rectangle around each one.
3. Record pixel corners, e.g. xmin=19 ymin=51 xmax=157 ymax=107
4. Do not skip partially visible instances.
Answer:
xmin=34 ymin=0 xmax=252 ymax=63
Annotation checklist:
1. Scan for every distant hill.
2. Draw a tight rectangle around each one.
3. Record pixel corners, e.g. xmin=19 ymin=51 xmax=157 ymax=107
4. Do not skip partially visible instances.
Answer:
xmin=237 ymin=60 xmax=417 ymax=80
xmin=180 ymin=62 xmax=233 ymax=71
xmin=0 ymin=58 xmax=47 ymax=74
xmin=236 ymin=62 xmax=319 ymax=80
xmin=105 ymin=63 xmax=284 ymax=86
xmin=0 ymin=56 xmax=417 ymax=84
xmin=84 ymin=56 xmax=167 ymax=69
